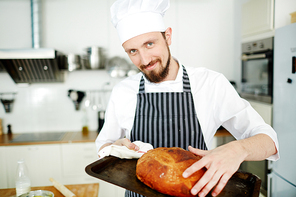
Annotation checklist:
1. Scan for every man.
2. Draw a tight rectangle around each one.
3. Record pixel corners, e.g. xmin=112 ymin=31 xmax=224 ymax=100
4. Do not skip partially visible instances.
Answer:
xmin=95 ymin=0 xmax=279 ymax=196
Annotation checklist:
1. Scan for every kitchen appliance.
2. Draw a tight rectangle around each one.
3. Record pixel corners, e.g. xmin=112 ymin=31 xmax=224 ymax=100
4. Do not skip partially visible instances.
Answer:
xmin=0 ymin=0 xmax=67 ymax=84
xmin=0 ymin=49 xmax=67 ymax=83
xmin=241 ymin=37 xmax=274 ymax=103
xmin=239 ymin=37 xmax=274 ymax=195
xmin=268 ymin=23 xmax=296 ymax=197
xmin=10 ymin=132 xmax=66 ymax=143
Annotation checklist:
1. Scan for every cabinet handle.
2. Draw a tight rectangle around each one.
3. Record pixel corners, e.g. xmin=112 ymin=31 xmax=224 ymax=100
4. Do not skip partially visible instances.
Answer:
xmin=28 ymin=147 xmax=39 ymax=151
xmin=267 ymin=173 xmax=272 ymax=197
xmin=83 ymin=148 xmax=94 ymax=151
xmin=268 ymin=160 xmax=273 ymax=170
xmin=84 ymin=155 xmax=95 ymax=159
xmin=292 ymin=56 xmax=295 ymax=74
xmin=241 ymin=53 xmax=266 ymax=60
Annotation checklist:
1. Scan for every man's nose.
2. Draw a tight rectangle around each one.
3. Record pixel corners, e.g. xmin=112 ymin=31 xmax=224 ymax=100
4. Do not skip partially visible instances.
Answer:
xmin=139 ymin=52 xmax=151 ymax=66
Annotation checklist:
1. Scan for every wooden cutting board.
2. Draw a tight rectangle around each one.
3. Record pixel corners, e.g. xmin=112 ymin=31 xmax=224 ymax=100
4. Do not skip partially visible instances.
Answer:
xmin=0 ymin=183 xmax=99 ymax=197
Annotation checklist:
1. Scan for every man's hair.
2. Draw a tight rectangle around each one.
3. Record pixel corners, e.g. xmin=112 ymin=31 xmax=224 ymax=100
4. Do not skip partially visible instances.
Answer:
xmin=161 ymin=32 xmax=166 ymax=39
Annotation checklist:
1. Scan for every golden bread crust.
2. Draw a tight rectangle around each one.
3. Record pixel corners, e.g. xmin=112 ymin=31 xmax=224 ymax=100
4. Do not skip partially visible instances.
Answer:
xmin=136 ymin=147 xmax=206 ymax=197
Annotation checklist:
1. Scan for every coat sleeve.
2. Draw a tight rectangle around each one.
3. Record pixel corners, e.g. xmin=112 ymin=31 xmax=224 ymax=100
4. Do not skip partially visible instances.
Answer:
xmin=95 ymin=87 xmax=126 ymax=154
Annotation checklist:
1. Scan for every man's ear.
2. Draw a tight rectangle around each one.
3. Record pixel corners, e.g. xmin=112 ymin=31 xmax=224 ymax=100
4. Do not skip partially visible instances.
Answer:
xmin=165 ymin=27 xmax=172 ymax=46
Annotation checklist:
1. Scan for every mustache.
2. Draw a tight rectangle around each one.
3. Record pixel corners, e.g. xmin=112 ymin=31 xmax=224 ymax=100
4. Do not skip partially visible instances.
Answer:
xmin=140 ymin=59 xmax=161 ymax=70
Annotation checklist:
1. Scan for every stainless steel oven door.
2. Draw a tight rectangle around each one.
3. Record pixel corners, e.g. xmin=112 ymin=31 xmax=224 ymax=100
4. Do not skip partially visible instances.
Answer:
xmin=241 ymin=50 xmax=273 ymax=104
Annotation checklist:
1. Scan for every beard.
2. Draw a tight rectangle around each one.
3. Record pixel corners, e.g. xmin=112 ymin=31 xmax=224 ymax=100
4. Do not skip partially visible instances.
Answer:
xmin=140 ymin=47 xmax=171 ymax=83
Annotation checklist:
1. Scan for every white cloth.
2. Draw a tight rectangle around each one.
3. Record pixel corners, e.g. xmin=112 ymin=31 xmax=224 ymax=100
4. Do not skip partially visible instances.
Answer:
xmin=98 ymin=141 xmax=153 ymax=159
xmin=110 ymin=0 xmax=170 ymax=44
xmin=95 ymin=62 xmax=279 ymax=161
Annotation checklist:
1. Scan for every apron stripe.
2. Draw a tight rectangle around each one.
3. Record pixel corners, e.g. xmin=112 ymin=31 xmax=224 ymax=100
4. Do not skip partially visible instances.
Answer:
xmin=162 ymin=93 xmax=166 ymax=147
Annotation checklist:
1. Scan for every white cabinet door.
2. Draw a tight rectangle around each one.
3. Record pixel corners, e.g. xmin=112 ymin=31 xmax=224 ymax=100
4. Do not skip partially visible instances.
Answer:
xmin=61 ymin=143 xmax=126 ymax=197
xmin=98 ymin=180 xmax=126 ymax=197
xmin=5 ymin=144 xmax=62 ymax=188
xmin=0 ymin=146 xmax=7 ymax=189
xmin=249 ymin=100 xmax=273 ymax=126
xmin=242 ymin=0 xmax=274 ymax=37
xmin=60 ymin=143 xmax=99 ymax=184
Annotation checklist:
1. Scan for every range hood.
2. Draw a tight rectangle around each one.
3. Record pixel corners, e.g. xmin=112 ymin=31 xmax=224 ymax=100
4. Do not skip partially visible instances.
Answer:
xmin=0 ymin=49 xmax=67 ymax=83
xmin=0 ymin=0 xmax=67 ymax=84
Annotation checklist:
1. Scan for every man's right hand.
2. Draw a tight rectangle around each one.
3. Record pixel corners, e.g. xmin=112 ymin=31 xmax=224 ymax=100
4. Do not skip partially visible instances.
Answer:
xmin=98 ymin=138 xmax=140 ymax=158
xmin=112 ymin=138 xmax=140 ymax=151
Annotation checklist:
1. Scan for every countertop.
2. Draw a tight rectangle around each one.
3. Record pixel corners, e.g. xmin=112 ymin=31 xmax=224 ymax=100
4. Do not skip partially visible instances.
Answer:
xmin=0 ymin=183 xmax=99 ymax=197
xmin=215 ymin=127 xmax=231 ymax=137
xmin=0 ymin=131 xmax=98 ymax=146
xmin=0 ymin=129 xmax=230 ymax=147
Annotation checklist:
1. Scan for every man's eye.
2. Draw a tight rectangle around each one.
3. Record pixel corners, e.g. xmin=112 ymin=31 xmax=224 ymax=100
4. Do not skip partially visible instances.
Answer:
xmin=130 ymin=49 xmax=136 ymax=54
xmin=147 ymin=42 xmax=153 ymax=47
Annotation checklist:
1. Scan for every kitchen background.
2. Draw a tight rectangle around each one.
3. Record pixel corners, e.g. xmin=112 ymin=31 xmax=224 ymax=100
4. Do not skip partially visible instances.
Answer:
xmin=0 ymin=0 xmax=295 ymax=135
xmin=1 ymin=0 xmax=296 ymax=196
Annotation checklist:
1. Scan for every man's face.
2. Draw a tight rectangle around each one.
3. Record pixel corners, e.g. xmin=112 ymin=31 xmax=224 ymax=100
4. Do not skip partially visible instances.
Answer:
xmin=122 ymin=30 xmax=172 ymax=83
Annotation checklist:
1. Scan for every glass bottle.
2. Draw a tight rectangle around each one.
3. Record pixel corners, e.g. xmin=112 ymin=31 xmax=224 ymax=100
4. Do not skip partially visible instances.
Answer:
xmin=81 ymin=109 xmax=89 ymax=135
xmin=15 ymin=159 xmax=31 ymax=196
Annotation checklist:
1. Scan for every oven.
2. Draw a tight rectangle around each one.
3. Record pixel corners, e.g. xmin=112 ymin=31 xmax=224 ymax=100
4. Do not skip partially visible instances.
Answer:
xmin=241 ymin=37 xmax=274 ymax=104
xmin=240 ymin=37 xmax=274 ymax=196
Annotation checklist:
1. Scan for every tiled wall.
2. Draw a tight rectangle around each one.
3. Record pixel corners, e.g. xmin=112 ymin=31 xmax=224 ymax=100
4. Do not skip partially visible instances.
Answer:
xmin=0 ymin=70 xmax=122 ymax=134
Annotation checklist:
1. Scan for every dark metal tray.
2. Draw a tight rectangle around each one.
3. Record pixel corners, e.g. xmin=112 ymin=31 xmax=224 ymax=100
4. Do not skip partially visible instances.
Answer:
xmin=85 ymin=156 xmax=261 ymax=197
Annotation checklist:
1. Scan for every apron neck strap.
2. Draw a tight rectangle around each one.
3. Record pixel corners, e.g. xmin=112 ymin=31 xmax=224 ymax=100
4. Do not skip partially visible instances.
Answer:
xmin=182 ymin=65 xmax=192 ymax=93
xmin=138 ymin=65 xmax=192 ymax=93
xmin=139 ymin=76 xmax=146 ymax=94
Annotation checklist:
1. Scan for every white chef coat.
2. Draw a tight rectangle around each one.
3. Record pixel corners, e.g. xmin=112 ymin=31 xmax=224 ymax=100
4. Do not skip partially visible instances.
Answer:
xmin=95 ymin=63 xmax=279 ymax=161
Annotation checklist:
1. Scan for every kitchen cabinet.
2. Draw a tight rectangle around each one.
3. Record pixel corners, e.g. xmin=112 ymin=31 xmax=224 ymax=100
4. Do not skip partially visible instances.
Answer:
xmin=0 ymin=147 xmax=7 ymax=189
xmin=4 ymin=144 xmax=63 ymax=188
xmin=98 ymin=181 xmax=126 ymax=197
xmin=60 ymin=143 xmax=126 ymax=197
xmin=242 ymin=0 xmax=274 ymax=37
xmin=60 ymin=143 xmax=99 ymax=184
xmin=0 ymin=142 xmax=126 ymax=197
xmin=248 ymin=100 xmax=273 ymax=126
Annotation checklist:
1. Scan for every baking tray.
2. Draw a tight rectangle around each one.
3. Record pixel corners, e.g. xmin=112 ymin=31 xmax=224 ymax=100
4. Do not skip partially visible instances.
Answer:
xmin=85 ymin=156 xmax=261 ymax=197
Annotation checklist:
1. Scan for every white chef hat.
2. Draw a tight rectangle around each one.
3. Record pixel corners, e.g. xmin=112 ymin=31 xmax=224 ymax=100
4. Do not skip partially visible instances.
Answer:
xmin=110 ymin=0 xmax=170 ymax=44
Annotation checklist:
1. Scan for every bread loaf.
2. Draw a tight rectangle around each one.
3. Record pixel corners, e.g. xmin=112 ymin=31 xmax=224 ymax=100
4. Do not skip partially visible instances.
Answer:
xmin=136 ymin=147 xmax=206 ymax=197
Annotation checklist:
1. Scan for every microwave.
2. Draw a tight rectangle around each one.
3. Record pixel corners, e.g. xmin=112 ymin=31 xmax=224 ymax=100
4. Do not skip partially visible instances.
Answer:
xmin=241 ymin=37 xmax=273 ymax=104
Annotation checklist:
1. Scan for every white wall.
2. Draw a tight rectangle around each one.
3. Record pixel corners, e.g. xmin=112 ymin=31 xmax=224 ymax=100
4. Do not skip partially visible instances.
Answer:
xmin=173 ymin=0 xmax=237 ymax=78
xmin=0 ymin=0 xmax=241 ymax=134
xmin=0 ymin=0 xmax=238 ymax=75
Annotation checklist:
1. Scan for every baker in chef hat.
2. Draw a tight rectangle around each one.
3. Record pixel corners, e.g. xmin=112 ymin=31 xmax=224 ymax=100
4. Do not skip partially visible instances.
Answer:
xmin=110 ymin=0 xmax=170 ymax=45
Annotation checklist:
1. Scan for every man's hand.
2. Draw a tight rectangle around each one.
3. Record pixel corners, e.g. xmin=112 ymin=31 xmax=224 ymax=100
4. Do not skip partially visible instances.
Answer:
xmin=113 ymin=138 xmax=140 ymax=151
xmin=182 ymin=142 xmax=247 ymax=197
xmin=182 ymin=134 xmax=277 ymax=197
xmin=99 ymin=138 xmax=140 ymax=153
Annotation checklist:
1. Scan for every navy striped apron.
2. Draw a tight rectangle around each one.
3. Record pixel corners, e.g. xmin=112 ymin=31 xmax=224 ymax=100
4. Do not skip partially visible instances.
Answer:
xmin=125 ymin=65 xmax=207 ymax=197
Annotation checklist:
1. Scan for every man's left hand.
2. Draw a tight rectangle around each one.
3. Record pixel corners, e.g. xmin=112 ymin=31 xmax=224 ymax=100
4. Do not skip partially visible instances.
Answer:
xmin=182 ymin=142 xmax=247 ymax=197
